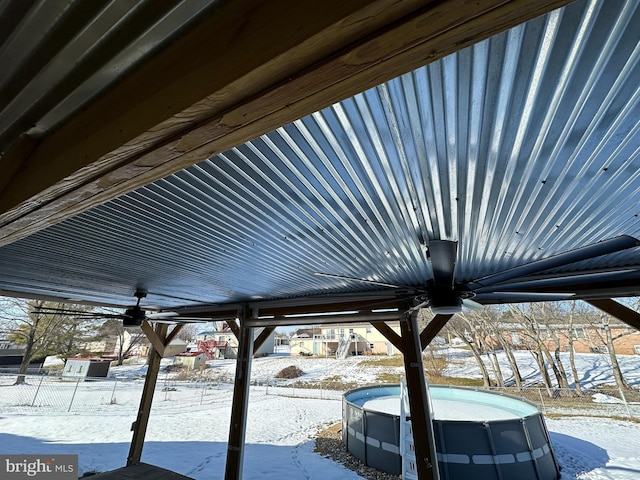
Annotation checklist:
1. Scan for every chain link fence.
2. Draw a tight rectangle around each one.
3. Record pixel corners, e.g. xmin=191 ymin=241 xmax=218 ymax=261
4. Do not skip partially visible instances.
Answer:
xmin=1 ymin=372 xmax=638 ymax=420
xmin=481 ymin=385 xmax=640 ymax=419
xmin=0 ymin=373 xmax=234 ymax=414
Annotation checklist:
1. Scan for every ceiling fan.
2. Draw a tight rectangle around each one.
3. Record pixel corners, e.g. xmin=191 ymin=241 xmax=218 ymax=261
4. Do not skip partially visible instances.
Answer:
xmin=314 ymin=235 xmax=640 ymax=314
xmin=32 ymin=288 xmax=214 ymax=327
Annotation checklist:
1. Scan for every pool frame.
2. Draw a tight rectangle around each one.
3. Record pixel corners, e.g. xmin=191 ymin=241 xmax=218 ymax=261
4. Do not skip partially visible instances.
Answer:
xmin=342 ymin=384 xmax=560 ymax=479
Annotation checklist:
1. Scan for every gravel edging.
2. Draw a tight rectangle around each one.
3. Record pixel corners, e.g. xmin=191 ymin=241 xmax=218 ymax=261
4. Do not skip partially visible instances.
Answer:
xmin=314 ymin=423 xmax=401 ymax=480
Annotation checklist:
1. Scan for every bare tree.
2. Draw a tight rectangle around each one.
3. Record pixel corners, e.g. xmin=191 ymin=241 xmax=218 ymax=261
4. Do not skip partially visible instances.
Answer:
xmin=586 ymin=305 xmax=634 ymax=390
xmin=0 ymin=298 xmax=97 ymax=384
xmin=174 ymin=322 xmax=202 ymax=342
xmin=508 ymin=303 xmax=571 ymax=394
xmin=475 ymin=307 xmax=523 ymax=389
xmin=96 ymin=319 xmax=148 ymax=366
xmin=566 ymin=301 xmax=583 ymax=394
xmin=445 ymin=314 xmax=492 ymax=387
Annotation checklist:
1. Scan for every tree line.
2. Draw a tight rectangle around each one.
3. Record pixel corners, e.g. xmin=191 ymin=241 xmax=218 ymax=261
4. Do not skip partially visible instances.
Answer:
xmin=440 ymin=300 xmax=639 ymax=393
xmin=0 ymin=298 xmax=150 ymax=384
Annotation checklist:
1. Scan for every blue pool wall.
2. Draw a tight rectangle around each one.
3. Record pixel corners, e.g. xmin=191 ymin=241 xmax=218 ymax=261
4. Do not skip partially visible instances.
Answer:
xmin=342 ymin=384 xmax=560 ymax=479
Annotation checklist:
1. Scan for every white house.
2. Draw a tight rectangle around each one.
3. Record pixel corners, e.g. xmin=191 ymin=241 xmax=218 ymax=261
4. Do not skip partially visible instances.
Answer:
xmin=290 ymin=323 xmax=401 ymax=358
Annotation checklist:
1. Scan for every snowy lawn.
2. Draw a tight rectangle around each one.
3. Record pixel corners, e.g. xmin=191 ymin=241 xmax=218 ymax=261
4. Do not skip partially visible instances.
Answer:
xmin=0 ymin=350 xmax=639 ymax=479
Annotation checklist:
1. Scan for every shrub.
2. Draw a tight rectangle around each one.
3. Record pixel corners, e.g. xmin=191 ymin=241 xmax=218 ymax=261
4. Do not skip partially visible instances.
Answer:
xmin=275 ymin=365 xmax=303 ymax=379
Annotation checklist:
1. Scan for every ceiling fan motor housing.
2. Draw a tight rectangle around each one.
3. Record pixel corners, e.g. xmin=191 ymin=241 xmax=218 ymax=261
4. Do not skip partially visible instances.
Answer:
xmin=428 ymin=287 xmax=463 ymax=315
xmin=123 ymin=306 xmax=146 ymax=327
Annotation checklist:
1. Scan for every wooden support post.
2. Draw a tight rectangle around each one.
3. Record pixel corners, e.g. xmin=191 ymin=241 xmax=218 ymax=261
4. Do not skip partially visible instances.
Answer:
xmin=165 ymin=323 xmax=185 ymax=346
xmin=127 ymin=321 xmax=169 ymax=466
xmin=586 ymin=299 xmax=640 ymax=330
xmin=225 ymin=307 xmax=255 ymax=480
xmin=226 ymin=319 xmax=240 ymax=340
xmin=400 ymin=309 xmax=440 ymax=480
xmin=420 ymin=314 xmax=453 ymax=351
xmin=253 ymin=326 xmax=275 ymax=352
xmin=372 ymin=321 xmax=404 ymax=353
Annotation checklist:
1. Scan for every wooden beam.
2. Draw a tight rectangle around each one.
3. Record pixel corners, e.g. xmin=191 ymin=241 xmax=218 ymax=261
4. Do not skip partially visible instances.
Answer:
xmin=253 ymin=326 xmax=276 ymax=353
xmin=400 ymin=310 xmax=440 ymax=480
xmin=585 ymin=299 xmax=640 ymax=331
xmin=140 ymin=321 xmax=166 ymax=358
xmin=128 ymin=322 xmax=169 ymax=466
xmin=164 ymin=323 xmax=185 ymax=346
xmin=226 ymin=319 xmax=240 ymax=341
xmin=0 ymin=0 xmax=572 ymax=246
xmin=420 ymin=314 xmax=454 ymax=350
xmin=225 ymin=308 xmax=254 ymax=480
xmin=372 ymin=322 xmax=404 ymax=353
xmin=244 ymin=310 xmax=403 ymax=328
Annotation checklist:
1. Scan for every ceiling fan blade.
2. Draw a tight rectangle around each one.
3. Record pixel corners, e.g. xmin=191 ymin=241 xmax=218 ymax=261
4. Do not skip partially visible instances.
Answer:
xmin=470 ymin=235 xmax=640 ymax=288
xmin=313 ymin=272 xmax=401 ymax=289
xmin=474 ymin=268 xmax=640 ymax=294
xmin=462 ymin=298 xmax=484 ymax=311
xmin=151 ymin=317 xmax=213 ymax=324
xmin=146 ymin=311 xmax=180 ymax=319
xmin=473 ymin=292 xmax=576 ymax=302
xmin=428 ymin=240 xmax=457 ymax=286
xmin=33 ymin=307 xmax=123 ymax=319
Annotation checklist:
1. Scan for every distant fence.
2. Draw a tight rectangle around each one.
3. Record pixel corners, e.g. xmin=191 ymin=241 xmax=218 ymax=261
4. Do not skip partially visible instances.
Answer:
xmin=1 ymin=373 xmax=638 ymax=420
xmin=480 ymin=385 xmax=640 ymax=419
xmin=260 ymin=380 xmax=640 ymax=420
xmin=0 ymin=373 xmax=233 ymax=413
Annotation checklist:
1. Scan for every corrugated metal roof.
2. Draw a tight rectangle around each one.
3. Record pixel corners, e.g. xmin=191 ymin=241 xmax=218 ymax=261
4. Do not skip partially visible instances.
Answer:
xmin=0 ymin=0 xmax=218 ymax=154
xmin=1 ymin=0 xmax=639 ymax=309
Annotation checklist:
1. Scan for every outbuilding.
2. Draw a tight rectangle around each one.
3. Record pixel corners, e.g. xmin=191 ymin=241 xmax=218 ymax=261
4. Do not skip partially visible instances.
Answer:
xmin=173 ymin=352 xmax=207 ymax=370
xmin=62 ymin=358 xmax=111 ymax=379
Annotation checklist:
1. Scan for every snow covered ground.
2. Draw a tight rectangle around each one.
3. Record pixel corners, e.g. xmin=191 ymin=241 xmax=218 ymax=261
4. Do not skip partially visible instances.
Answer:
xmin=0 ymin=349 xmax=639 ymax=479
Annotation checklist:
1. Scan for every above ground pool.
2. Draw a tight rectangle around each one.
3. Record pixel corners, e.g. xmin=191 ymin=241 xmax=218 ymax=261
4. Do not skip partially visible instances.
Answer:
xmin=342 ymin=384 xmax=559 ymax=479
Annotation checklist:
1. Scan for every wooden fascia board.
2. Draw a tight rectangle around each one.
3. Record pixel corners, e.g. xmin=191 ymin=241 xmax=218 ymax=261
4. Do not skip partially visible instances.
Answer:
xmin=0 ymin=0 xmax=423 ymax=241
xmin=0 ymin=0 xmax=572 ymax=246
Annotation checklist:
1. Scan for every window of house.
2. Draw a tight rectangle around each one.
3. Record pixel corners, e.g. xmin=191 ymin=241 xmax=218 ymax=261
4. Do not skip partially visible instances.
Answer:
xmin=590 ymin=345 xmax=608 ymax=354
xmin=299 ymin=342 xmax=305 ymax=347
xmin=366 ymin=327 xmax=372 ymax=334
xmin=539 ymin=329 xmax=552 ymax=339
xmin=571 ymin=328 xmax=587 ymax=339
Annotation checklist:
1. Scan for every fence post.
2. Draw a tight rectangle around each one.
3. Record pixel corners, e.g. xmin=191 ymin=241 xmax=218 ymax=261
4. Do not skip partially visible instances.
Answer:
xmin=68 ymin=378 xmax=81 ymax=412
xmin=538 ymin=388 xmax=546 ymax=413
xmin=31 ymin=376 xmax=44 ymax=407
xmin=110 ymin=378 xmax=118 ymax=405
xmin=200 ymin=382 xmax=206 ymax=405
xmin=618 ymin=387 xmax=632 ymax=418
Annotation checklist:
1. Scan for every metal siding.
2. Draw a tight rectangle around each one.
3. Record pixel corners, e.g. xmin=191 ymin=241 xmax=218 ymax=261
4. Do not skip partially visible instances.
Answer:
xmin=0 ymin=0 xmax=639 ymax=308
